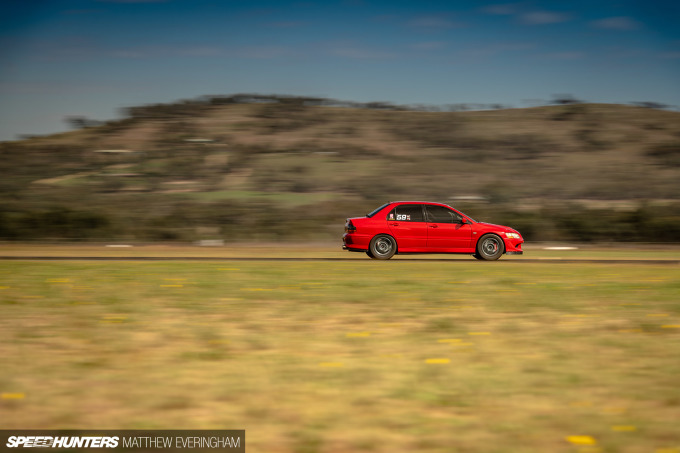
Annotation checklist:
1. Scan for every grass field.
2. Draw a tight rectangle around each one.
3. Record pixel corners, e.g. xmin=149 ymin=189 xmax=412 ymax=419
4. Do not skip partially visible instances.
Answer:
xmin=1 ymin=253 xmax=679 ymax=452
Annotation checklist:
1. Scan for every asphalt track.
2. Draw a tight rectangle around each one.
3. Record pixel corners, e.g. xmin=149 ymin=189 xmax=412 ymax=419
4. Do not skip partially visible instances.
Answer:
xmin=0 ymin=256 xmax=678 ymax=265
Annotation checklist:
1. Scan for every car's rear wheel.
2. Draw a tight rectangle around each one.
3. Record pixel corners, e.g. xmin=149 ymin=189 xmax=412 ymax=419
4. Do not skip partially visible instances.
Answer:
xmin=369 ymin=234 xmax=397 ymax=260
xmin=476 ymin=234 xmax=504 ymax=261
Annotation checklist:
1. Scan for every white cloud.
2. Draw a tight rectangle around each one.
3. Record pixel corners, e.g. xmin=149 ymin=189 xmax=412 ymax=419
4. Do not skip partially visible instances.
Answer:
xmin=108 ymin=45 xmax=296 ymax=60
xmin=232 ymin=46 xmax=298 ymax=59
xmin=520 ymin=11 xmax=571 ymax=25
xmin=111 ymin=49 xmax=147 ymax=58
xmin=407 ymin=16 xmax=462 ymax=30
xmin=481 ymin=4 xmax=519 ymax=15
xmin=459 ymin=42 xmax=535 ymax=58
xmin=331 ymin=47 xmax=397 ymax=60
xmin=482 ymin=5 xmax=572 ymax=26
xmin=590 ymin=16 xmax=642 ymax=31
xmin=543 ymin=51 xmax=586 ymax=60
xmin=409 ymin=41 xmax=447 ymax=51
xmin=266 ymin=21 xmax=305 ymax=28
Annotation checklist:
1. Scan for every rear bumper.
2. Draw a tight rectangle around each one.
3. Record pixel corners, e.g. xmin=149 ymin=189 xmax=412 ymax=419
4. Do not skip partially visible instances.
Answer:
xmin=343 ymin=245 xmax=368 ymax=252
xmin=343 ymin=233 xmax=370 ymax=252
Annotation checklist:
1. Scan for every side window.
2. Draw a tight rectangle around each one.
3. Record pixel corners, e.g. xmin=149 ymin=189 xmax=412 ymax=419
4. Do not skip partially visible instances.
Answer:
xmin=387 ymin=204 xmax=424 ymax=222
xmin=425 ymin=205 xmax=462 ymax=223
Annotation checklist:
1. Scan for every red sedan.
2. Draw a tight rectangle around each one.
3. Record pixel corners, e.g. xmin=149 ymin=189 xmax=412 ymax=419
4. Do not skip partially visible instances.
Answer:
xmin=343 ymin=201 xmax=523 ymax=260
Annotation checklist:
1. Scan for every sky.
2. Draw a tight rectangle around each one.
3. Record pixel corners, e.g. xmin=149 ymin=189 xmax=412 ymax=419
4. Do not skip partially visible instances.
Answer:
xmin=1 ymin=0 xmax=679 ymax=141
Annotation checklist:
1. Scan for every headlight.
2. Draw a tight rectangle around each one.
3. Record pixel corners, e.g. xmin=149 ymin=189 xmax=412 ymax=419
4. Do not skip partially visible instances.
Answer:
xmin=505 ymin=232 xmax=521 ymax=239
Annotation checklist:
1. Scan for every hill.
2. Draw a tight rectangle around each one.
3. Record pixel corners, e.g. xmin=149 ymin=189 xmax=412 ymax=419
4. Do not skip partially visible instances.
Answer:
xmin=1 ymin=95 xmax=679 ymax=242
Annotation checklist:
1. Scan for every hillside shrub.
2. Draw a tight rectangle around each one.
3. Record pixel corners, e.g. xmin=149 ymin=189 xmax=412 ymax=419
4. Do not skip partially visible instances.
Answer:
xmin=646 ymin=142 xmax=680 ymax=167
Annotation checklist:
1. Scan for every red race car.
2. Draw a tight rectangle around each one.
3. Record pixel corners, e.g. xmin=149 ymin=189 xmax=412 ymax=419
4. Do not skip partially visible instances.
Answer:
xmin=343 ymin=201 xmax=523 ymax=260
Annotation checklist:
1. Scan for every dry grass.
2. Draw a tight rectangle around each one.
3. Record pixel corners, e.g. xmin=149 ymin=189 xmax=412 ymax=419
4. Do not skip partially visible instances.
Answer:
xmin=1 ymin=256 xmax=679 ymax=452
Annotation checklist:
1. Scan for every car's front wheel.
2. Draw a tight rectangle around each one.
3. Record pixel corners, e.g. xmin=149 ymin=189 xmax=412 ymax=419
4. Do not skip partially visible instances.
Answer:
xmin=476 ymin=234 xmax=504 ymax=261
xmin=369 ymin=234 xmax=397 ymax=260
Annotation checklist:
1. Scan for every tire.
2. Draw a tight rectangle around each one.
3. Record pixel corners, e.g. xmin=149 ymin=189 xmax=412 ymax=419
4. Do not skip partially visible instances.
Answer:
xmin=366 ymin=249 xmax=375 ymax=259
xmin=369 ymin=234 xmax=397 ymax=260
xmin=476 ymin=234 xmax=504 ymax=261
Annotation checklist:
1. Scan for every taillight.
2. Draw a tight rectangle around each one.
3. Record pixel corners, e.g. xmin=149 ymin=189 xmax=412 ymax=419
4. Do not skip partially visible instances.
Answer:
xmin=345 ymin=220 xmax=356 ymax=233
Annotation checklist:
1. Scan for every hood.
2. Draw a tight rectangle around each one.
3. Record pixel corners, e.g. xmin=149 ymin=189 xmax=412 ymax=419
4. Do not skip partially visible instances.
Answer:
xmin=476 ymin=222 xmax=514 ymax=232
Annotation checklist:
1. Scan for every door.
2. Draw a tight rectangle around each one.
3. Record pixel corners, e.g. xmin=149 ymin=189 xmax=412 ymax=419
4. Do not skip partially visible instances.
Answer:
xmin=424 ymin=205 xmax=472 ymax=251
xmin=386 ymin=204 xmax=428 ymax=251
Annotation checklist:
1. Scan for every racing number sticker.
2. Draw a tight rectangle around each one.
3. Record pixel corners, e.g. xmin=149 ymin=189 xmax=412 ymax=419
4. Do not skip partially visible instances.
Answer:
xmin=396 ymin=214 xmax=411 ymax=221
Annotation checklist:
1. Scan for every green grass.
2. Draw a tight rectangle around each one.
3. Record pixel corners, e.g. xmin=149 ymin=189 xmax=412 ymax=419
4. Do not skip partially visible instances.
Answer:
xmin=1 ymin=259 xmax=679 ymax=453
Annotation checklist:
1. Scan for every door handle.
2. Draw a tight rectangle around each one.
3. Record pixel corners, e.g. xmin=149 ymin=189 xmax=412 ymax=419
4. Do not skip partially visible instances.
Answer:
xmin=389 ymin=222 xmax=400 ymax=226
xmin=429 ymin=224 xmax=438 ymax=228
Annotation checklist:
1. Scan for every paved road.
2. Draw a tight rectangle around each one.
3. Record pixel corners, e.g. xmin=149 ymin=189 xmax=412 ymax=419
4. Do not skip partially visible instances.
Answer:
xmin=1 ymin=256 xmax=678 ymax=264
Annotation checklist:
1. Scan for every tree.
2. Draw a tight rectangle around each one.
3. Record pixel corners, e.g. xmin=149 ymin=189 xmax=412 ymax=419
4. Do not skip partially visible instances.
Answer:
xmin=551 ymin=94 xmax=584 ymax=105
xmin=65 ymin=116 xmax=102 ymax=129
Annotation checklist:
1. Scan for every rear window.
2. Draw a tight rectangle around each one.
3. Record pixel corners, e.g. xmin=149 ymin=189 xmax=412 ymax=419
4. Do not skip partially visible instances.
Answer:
xmin=367 ymin=203 xmax=390 ymax=218
xmin=387 ymin=204 xmax=424 ymax=222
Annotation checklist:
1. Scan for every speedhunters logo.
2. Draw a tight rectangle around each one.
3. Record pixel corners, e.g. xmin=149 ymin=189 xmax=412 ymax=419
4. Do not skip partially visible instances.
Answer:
xmin=0 ymin=431 xmax=244 ymax=453
xmin=6 ymin=437 xmax=119 ymax=448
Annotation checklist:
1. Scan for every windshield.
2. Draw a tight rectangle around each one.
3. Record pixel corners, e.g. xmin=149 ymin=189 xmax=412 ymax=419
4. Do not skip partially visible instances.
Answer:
xmin=449 ymin=205 xmax=476 ymax=223
xmin=366 ymin=203 xmax=390 ymax=218
xmin=463 ymin=213 xmax=477 ymax=223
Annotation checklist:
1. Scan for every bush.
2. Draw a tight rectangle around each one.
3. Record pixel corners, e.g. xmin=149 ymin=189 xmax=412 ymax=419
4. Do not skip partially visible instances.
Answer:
xmin=646 ymin=142 xmax=680 ymax=167
xmin=0 ymin=207 xmax=112 ymax=240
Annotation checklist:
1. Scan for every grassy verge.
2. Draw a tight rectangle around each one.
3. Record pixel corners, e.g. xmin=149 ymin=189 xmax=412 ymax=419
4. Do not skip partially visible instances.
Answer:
xmin=1 ymin=259 xmax=679 ymax=452
xmin=0 ymin=243 xmax=679 ymax=260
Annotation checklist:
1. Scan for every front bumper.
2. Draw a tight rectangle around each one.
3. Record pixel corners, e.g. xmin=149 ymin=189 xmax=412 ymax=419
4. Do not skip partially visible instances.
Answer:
xmin=503 ymin=238 xmax=524 ymax=255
